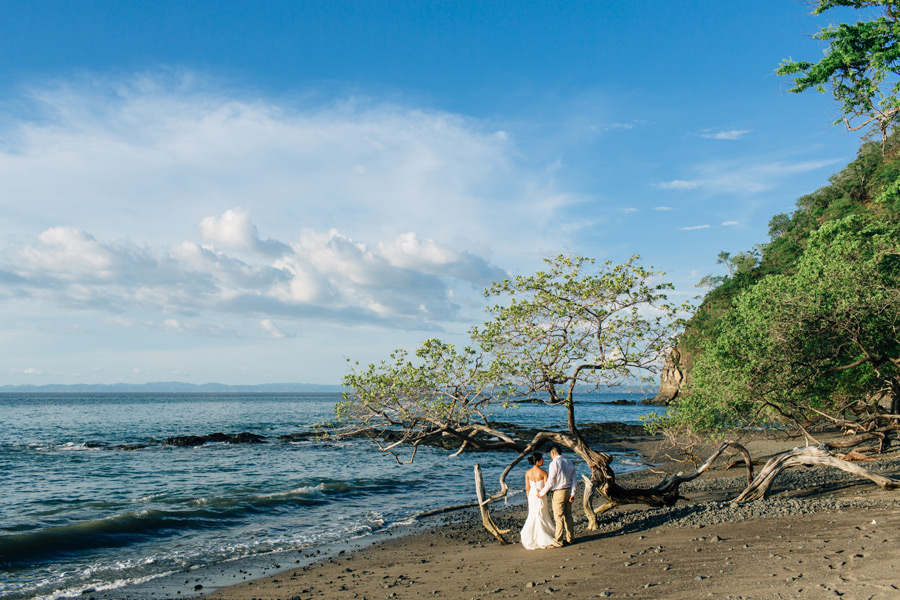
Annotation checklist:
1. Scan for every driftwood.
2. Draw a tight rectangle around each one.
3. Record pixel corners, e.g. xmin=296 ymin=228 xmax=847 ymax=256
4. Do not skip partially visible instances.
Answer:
xmin=581 ymin=440 xmax=753 ymax=530
xmin=733 ymin=444 xmax=900 ymax=501
xmin=825 ymin=424 xmax=900 ymax=452
xmin=474 ymin=465 xmax=510 ymax=544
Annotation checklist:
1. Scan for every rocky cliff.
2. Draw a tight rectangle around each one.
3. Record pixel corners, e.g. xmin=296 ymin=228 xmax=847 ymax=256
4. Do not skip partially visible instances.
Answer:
xmin=650 ymin=346 xmax=689 ymax=405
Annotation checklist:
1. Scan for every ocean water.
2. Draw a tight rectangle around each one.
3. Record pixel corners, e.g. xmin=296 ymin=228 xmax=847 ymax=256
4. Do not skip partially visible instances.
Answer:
xmin=0 ymin=392 xmax=664 ymax=599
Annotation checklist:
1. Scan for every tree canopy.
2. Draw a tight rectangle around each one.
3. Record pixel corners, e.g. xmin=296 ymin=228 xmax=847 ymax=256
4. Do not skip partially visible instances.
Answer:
xmin=778 ymin=0 xmax=900 ymax=151
xmin=473 ymin=255 xmax=680 ymax=404
xmin=337 ymin=255 xmax=682 ymax=459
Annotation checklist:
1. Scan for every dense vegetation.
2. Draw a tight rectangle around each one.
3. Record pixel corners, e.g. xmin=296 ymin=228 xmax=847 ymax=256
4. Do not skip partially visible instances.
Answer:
xmin=649 ymin=133 xmax=900 ymax=438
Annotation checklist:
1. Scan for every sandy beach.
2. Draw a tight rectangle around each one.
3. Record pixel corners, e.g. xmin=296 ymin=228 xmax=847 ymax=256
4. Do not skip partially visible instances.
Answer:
xmin=204 ymin=432 xmax=900 ymax=600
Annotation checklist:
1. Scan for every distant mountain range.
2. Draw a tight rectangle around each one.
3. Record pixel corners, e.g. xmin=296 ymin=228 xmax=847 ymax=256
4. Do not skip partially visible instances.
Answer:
xmin=0 ymin=381 xmax=344 ymax=393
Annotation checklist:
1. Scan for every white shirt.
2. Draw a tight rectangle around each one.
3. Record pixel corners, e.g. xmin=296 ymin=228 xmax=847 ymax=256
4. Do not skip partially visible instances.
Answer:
xmin=539 ymin=454 xmax=576 ymax=499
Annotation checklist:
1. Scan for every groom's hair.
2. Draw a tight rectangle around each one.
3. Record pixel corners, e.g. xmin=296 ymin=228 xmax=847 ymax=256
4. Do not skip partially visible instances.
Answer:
xmin=548 ymin=444 xmax=562 ymax=456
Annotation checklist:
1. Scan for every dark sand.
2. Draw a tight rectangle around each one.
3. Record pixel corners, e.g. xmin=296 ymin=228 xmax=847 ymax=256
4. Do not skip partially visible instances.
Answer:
xmin=204 ymin=433 xmax=900 ymax=600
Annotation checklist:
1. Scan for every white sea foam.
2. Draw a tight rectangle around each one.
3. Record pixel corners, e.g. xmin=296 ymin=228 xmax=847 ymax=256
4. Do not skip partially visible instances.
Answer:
xmin=256 ymin=483 xmax=327 ymax=500
xmin=130 ymin=493 xmax=165 ymax=503
xmin=57 ymin=442 xmax=100 ymax=452
xmin=31 ymin=571 xmax=175 ymax=600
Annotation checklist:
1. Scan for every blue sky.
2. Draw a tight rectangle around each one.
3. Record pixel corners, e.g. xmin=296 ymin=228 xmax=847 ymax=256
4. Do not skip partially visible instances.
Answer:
xmin=0 ymin=1 xmax=869 ymax=385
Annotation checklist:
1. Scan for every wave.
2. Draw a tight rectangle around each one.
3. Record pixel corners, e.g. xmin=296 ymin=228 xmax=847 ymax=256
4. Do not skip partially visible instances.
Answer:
xmin=0 ymin=477 xmax=406 ymax=566
xmin=0 ymin=509 xmax=219 ymax=565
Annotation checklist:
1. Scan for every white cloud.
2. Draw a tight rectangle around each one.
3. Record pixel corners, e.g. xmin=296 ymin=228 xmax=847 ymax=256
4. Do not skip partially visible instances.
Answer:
xmin=653 ymin=159 xmax=840 ymax=195
xmin=653 ymin=206 xmax=674 ymax=211
xmin=9 ymin=367 xmax=44 ymax=375
xmin=374 ymin=232 xmax=505 ymax=283
xmin=1 ymin=75 xmax=612 ymax=343
xmin=654 ymin=180 xmax=706 ymax=191
xmin=679 ymin=224 xmax=711 ymax=231
xmin=19 ymin=227 xmax=117 ymax=281
xmin=163 ymin=319 xmax=184 ymax=331
xmin=198 ymin=208 xmax=290 ymax=256
xmin=0 ymin=209 xmax=506 ymax=329
xmin=605 ymin=122 xmax=637 ymax=131
xmin=721 ymin=220 xmax=739 ymax=226
xmin=0 ymin=74 xmax=578 ymax=267
xmin=260 ymin=319 xmax=290 ymax=339
xmin=699 ymin=129 xmax=750 ymax=140
xmin=623 ymin=207 xmax=639 ymax=213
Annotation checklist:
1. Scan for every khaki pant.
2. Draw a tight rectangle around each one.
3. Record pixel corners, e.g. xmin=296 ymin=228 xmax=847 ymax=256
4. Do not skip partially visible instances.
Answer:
xmin=550 ymin=489 xmax=575 ymax=546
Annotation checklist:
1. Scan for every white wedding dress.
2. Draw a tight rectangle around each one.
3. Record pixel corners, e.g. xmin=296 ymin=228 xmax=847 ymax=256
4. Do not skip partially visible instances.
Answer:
xmin=520 ymin=481 xmax=556 ymax=549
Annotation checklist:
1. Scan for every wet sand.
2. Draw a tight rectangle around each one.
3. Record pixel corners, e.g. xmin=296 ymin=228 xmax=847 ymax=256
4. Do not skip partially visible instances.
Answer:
xmin=204 ymin=433 xmax=900 ymax=600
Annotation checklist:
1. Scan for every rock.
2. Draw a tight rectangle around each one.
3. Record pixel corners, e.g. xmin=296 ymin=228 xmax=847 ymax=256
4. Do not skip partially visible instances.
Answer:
xmin=163 ymin=432 xmax=266 ymax=446
xmin=650 ymin=346 xmax=687 ymax=405
xmin=164 ymin=435 xmax=207 ymax=447
xmin=114 ymin=443 xmax=149 ymax=451
xmin=226 ymin=432 xmax=267 ymax=444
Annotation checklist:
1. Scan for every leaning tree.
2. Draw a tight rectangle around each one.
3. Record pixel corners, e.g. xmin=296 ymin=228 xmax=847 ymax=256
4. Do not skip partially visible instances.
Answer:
xmin=335 ymin=256 xmax=731 ymax=537
xmin=334 ymin=254 xmax=900 ymax=542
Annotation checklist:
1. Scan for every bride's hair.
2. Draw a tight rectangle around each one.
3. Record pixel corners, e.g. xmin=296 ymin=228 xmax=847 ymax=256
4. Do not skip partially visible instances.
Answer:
xmin=527 ymin=452 xmax=543 ymax=466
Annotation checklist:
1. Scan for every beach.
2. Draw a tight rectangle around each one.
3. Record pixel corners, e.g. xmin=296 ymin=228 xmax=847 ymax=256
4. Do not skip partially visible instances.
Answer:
xmin=205 ymin=432 xmax=900 ymax=600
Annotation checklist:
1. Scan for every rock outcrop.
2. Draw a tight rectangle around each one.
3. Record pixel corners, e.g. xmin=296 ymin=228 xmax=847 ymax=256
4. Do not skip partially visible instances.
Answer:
xmin=649 ymin=347 xmax=687 ymax=405
xmin=162 ymin=432 xmax=267 ymax=446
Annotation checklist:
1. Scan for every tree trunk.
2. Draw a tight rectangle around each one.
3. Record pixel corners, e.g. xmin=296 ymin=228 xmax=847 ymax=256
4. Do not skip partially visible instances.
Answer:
xmin=474 ymin=464 xmax=510 ymax=544
xmin=579 ymin=441 xmax=753 ymax=529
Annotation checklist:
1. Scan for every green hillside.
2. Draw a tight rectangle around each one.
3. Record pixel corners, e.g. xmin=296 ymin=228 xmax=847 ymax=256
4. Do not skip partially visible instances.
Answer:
xmin=654 ymin=134 xmax=900 ymax=437
xmin=685 ymin=135 xmax=900 ymax=351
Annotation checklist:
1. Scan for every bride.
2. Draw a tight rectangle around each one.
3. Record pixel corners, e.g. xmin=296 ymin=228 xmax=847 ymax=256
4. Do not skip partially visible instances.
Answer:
xmin=520 ymin=452 xmax=555 ymax=549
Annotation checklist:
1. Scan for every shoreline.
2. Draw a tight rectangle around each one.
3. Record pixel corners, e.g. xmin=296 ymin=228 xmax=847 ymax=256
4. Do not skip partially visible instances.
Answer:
xmin=84 ymin=440 xmax=652 ymax=600
xmin=201 ymin=432 xmax=900 ymax=600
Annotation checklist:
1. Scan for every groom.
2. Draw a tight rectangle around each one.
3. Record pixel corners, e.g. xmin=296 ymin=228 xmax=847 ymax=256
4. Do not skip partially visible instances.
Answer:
xmin=538 ymin=444 xmax=576 ymax=548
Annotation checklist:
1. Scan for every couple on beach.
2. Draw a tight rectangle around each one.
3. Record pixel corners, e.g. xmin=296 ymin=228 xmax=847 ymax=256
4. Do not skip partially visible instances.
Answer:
xmin=520 ymin=445 xmax=576 ymax=549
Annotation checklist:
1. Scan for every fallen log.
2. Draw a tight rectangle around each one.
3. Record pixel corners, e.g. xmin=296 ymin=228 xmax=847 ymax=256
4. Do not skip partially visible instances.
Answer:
xmin=733 ymin=444 xmax=900 ymax=501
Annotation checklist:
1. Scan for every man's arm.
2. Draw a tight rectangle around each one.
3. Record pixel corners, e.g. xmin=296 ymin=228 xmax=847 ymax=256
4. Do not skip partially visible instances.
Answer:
xmin=539 ymin=460 xmax=558 ymax=497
